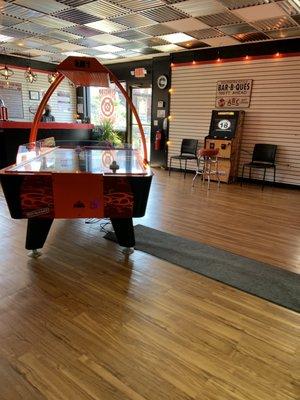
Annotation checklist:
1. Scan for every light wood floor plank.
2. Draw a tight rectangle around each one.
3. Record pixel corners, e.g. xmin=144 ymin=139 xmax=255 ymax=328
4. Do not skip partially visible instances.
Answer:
xmin=0 ymin=170 xmax=299 ymax=400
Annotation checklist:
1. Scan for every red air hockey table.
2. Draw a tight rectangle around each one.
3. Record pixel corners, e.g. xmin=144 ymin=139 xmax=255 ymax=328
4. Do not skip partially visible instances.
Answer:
xmin=0 ymin=139 xmax=152 ymax=255
xmin=0 ymin=56 xmax=152 ymax=256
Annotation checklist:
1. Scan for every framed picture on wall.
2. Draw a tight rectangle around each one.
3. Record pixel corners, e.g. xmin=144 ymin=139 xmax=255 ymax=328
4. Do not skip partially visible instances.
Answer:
xmin=29 ymin=90 xmax=40 ymax=101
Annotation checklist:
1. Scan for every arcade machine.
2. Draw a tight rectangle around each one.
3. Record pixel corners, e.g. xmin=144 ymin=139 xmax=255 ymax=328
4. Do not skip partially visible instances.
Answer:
xmin=205 ymin=109 xmax=245 ymax=183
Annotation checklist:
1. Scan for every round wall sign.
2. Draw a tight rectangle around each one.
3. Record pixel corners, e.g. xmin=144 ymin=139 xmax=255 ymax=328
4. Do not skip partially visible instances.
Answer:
xmin=101 ymin=97 xmax=114 ymax=117
xmin=157 ymin=75 xmax=168 ymax=89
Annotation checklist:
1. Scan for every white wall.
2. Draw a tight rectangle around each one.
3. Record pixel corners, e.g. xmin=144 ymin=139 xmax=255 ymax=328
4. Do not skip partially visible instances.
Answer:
xmin=0 ymin=65 xmax=76 ymax=122
xmin=169 ymin=55 xmax=300 ymax=186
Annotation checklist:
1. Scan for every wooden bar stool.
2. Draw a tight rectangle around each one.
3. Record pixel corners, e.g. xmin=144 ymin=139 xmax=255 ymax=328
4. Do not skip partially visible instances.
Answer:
xmin=192 ymin=148 xmax=220 ymax=189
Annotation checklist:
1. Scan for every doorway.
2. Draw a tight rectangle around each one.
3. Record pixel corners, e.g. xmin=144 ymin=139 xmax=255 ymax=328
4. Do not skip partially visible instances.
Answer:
xmin=130 ymin=86 xmax=152 ymax=159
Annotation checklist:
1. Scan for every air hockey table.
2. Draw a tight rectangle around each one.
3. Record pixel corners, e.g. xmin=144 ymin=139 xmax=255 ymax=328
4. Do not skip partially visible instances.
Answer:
xmin=0 ymin=139 xmax=152 ymax=256
xmin=0 ymin=56 xmax=153 ymax=256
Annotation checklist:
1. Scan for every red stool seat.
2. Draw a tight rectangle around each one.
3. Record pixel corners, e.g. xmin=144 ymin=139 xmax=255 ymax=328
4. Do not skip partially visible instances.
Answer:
xmin=198 ymin=148 xmax=219 ymax=157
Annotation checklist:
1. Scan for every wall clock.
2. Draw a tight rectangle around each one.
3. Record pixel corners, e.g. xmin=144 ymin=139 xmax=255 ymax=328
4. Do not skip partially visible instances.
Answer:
xmin=157 ymin=75 xmax=168 ymax=90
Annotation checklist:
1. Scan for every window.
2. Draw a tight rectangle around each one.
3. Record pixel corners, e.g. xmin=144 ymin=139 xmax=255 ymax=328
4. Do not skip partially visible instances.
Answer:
xmin=89 ymin=82 xmax=126 ymax=132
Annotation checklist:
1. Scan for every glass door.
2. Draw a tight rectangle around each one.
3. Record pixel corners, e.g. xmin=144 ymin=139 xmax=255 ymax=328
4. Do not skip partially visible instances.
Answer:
xmin=131 ymin=87 xmax=152 ymax=159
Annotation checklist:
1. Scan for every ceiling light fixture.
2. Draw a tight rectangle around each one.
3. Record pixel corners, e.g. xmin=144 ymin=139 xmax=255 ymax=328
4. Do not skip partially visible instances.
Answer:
xmin=0 ymin=65 xmax=14 ymax=81
xmin=24 ymin=67 xmax=37 ymax=84
xmin=159 ymin=32 xmax=195 ymax=44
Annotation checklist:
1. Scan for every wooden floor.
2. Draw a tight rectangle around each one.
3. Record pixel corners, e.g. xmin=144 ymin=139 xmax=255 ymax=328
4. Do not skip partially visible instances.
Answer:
xmin=0 ymin=170 xmax=299 ymax=400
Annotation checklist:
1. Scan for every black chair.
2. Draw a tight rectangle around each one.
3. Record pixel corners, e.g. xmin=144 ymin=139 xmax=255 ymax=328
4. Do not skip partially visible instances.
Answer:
xmin=241 ymin=144 xmax=277 ymax=190
xmin=169 ymin=139 xmax=198 ymax=178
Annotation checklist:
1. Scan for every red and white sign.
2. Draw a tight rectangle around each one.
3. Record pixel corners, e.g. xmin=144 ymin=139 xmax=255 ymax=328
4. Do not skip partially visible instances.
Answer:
xmin=216 ymin=79 xmax=253 ymax=109
xmin=99 ymin=88 xmax=116 ymax=121
xmin=101 ymin=96 xmax=114 ymax=117
xmin=131 ymin=68 xmax=147 ymax=78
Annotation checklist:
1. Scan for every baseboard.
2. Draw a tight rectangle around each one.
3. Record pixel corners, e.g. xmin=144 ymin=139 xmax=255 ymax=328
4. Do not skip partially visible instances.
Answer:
xmin=237 ymin=177 xmax=300 ymax=190
xmin=168 ymin=168 xmax=299 ymax=190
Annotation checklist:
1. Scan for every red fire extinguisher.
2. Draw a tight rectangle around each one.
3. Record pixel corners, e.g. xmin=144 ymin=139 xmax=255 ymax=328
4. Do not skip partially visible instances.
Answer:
xmin=155 ymin=130 xmax=162 ymax=151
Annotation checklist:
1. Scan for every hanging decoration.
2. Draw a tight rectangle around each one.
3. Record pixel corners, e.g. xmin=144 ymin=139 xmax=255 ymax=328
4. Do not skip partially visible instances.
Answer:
xmin=48 ymin=72 xmax=58 ymax=84
xmin=0 ymin=65 xmax=14 ymax=81
xmin=24 ymin=67 xmax=37 ymax=83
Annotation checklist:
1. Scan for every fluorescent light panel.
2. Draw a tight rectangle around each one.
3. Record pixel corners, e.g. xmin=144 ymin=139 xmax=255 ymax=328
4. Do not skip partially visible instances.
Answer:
xmin=159 ymin=32 xmax=195 ymax=44
xmin=93 ymin=44 xmax=124 ymax=52
xmin=97 ymin=53 xmax=119 ymax=59
xmin=63 ymin=51 xmax=89 ymax=57
xmin=0 ymin=34 xmax=14 ymax=42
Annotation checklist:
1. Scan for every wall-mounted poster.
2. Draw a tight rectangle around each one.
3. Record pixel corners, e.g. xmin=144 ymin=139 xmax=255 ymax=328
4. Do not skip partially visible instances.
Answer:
xmin=215 ymin=79 xmax=253 ymax=108
xmin=0 ymin=82 xmax=24 ymax=119
xmin=57 ymin=90 xmax=71 ymax=113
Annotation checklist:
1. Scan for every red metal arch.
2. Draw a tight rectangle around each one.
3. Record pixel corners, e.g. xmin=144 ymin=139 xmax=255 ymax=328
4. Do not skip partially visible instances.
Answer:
xmin=29 ymin=56 xmax=148 ymax=164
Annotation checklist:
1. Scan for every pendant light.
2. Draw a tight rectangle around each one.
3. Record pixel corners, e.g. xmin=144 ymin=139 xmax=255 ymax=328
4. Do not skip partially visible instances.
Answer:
xmin=24 ymin=66 xmax=37 ymax=83
xmin=0 ymin=65 xmax=14 ymax=81
xmin=48 ymin=72 xmax=58 ymax=84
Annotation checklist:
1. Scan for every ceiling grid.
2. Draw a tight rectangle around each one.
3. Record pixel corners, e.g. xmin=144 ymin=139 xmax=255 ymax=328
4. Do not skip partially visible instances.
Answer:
xmin=0 ymin=0 xmax=298 ymax=63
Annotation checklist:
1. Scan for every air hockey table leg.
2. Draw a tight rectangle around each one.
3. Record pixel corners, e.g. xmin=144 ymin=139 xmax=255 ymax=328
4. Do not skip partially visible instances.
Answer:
xmin=26 ymin=218 xmax=54 ymax=257
xmin=110 ymin=217 xmax=135 ymax=254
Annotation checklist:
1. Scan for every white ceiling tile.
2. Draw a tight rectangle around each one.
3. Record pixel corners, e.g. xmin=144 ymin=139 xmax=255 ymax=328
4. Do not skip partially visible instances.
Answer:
xmin=85 ymin=20 xmax=127 ymax=33
xmin=152 ymin=43 xmax=184 ymax=52
xmin=163 ymin=18 xmax=210 ymax=32
xmin=233 ymin=3 xmax=287 ymax=22
xmin=173 ymin=0 xmax=226 ymax=17
xmin=14 ymin=0 xmax=70 ymax=14
xmin=89 ymin=33 xmax=128 ymax=44
xmin=26 ymin=49 xmax=54 ymax=56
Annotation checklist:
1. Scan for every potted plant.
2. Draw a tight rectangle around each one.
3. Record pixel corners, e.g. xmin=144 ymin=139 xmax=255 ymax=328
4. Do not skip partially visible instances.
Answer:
xmin=97 ymin=118 xmax=122 ymax=146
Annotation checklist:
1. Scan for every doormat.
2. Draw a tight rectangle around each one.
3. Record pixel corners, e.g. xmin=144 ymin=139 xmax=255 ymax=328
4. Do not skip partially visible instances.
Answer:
xmin=104 ymin=224 xmax=300 ymax=312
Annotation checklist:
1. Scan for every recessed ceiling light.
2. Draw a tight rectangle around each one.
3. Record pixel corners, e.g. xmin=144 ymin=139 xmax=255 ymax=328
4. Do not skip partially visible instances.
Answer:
xmin=93 ymin=44 xmax=123 ymax=53
xmin=158 ymin=32 xmax=196 ymax=44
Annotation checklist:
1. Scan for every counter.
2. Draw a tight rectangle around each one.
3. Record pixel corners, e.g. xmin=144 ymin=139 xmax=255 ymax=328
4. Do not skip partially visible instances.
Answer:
xmin=0 ymin=121 xmax=94 ymax=168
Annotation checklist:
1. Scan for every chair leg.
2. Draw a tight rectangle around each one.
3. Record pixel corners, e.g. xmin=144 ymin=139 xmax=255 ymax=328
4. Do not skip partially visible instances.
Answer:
xmin=184 ymin=159 xmax=187 ymax=178
xmin=249 ymin=166 xmax=252 ymax=180
xmin=179 ymin=159 xmax=182 ymax=173
xmin=241 ymin=165 xmax=245 ymax=186
xmin=273 ymin=166 xmax=276 ymax=185
xmin=262 ymin=168 xmax=266 ymax=191
xmin=207 ymin=160 xmax=211 ymax=190
xmin=169 ymin=157 xmax=172 ymax=176
xmin=192 ymin=171 xmax=198 ymax=187
xmin=216 ymin=159 xmax=221 ymax=189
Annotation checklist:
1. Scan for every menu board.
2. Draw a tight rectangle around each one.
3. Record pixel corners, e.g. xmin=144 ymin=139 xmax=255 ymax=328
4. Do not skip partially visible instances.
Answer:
xmin=0 ymin=81 xmax=24 ymax=119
